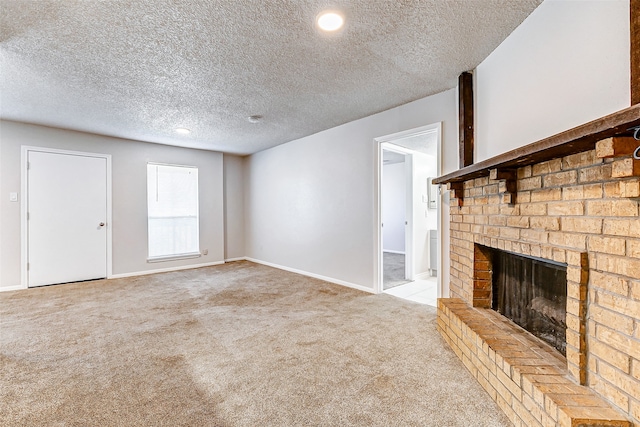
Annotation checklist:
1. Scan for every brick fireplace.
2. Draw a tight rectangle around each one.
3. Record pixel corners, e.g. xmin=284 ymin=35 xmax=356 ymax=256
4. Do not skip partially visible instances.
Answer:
xmin=434 ymin=107 xmax=640 ymax=427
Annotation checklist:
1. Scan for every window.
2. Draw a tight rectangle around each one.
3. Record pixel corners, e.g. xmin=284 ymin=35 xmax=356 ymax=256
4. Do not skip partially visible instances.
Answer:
xmin=147 ymin=163 xmax=199 ymax=261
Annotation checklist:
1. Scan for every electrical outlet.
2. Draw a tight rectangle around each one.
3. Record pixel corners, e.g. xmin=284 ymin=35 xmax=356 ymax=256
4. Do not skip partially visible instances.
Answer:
xmin=201 ymin=249 xmax=208 ymax=255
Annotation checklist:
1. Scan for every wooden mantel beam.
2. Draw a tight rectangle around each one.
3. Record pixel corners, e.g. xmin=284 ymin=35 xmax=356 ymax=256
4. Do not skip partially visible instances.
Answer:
xmin=433 ymin=104 xmax=640 ymax=185
xmin=633 ymin=0 xmax=639 ymax=104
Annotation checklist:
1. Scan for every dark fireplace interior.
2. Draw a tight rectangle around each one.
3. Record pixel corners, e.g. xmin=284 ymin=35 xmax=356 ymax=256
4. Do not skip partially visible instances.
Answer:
xmin=490 ymin=248 xmax=568 ymax=356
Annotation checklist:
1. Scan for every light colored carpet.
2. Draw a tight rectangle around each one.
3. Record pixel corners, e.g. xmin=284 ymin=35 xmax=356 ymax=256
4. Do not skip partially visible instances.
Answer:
xmin=383 ymin=252 xmax=410 ymax=290
xmin=1 ymin=261 xmax=511 ymax=426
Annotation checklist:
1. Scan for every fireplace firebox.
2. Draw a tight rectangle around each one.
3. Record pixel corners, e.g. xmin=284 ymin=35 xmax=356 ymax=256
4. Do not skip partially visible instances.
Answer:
xmin=490 ymin=248 xmax=567 ymax=356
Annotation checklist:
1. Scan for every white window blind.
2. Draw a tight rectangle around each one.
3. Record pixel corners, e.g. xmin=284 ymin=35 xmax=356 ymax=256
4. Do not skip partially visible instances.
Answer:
xmin=147 ymin=163 xmax=199 ymax=261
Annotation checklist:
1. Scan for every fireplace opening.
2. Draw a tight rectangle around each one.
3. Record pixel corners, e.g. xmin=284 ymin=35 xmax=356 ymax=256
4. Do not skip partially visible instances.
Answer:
xmin=490 ymin=248 xmax=567 ymax=356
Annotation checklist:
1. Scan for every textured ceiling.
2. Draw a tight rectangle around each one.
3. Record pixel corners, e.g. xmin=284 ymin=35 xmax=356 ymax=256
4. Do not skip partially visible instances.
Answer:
xmin=0 ymin=0 xmax=542 ymax=155
xmin=382 ymin=131 xmax=438 ymax=164
xmin=392 ymin=131 xmax=438 ymax=156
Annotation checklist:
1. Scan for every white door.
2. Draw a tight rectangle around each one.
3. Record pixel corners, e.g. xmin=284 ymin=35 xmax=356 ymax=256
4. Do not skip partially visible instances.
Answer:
xmin=27 ymin=150 xmax=108 ymax=287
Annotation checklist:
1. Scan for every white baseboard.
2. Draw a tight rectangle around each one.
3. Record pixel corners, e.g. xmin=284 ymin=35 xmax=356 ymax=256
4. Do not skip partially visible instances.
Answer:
xmin=0 ymin=285 xmax=27 ymax=293
xmin=4 ymin=259 xmax=375 ymax=295
xmin=383 ymin=250 xmax=405 ymax=255
xmin=245 ymin=257 xmax=375 ymax=294
xmin=109 ymin=261 xmax=225 ymax=279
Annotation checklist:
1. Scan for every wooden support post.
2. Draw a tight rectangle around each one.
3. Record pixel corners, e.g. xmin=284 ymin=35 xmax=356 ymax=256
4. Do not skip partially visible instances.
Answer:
xmin=633 ymin=0 xmax=639 ymax=104
xmin=447 ymin=182 xmax=464 ymax=202
xmin=459 ymin=72 xmax=474 ymax=168
xmin=489 ymin=168 xmax=517 ymax=205
xmin=489 ymin=168 xmax=516 ymax=181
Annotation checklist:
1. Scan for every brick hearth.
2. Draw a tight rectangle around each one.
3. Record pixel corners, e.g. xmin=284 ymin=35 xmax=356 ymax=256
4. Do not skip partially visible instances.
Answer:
xmin=438 ymin=300 xmax=631 ymax=427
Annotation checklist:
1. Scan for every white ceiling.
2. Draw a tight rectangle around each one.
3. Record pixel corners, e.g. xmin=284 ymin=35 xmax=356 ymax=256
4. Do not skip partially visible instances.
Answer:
xmin=391 ymin=130 xmax=438 ymax=156
xmin=382 ymin=150 xmax=405 ymax=165
xmin=0 ymin=0 xmax=542 ymax=155
xmin=383 ymin=130 xmax=438 ymax=165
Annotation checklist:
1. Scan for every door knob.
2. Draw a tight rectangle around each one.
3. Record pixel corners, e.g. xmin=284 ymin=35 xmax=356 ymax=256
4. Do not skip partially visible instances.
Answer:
xmin=99 ymin=222 xmax=105 ymax=227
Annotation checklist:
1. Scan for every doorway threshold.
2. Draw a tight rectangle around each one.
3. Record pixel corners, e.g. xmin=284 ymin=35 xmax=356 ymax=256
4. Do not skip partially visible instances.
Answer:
xmin=384 ymin=278 xmax=437 ymax=306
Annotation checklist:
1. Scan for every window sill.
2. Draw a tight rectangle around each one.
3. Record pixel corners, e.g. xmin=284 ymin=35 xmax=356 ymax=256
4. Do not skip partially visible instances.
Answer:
xmin=147 ymin=252 xmax=202 ymax=263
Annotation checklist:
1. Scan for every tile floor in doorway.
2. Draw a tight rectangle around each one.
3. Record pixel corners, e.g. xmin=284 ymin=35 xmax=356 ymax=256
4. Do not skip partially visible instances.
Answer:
xmin=384 ymin=276 xmax=438 ymax=307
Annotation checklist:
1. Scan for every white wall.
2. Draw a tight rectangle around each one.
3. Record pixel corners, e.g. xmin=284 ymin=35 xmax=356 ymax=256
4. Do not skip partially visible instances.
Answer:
xmin=0 ymin=120 xmax=226 ymax=289
xmin=223 ymin=154 xmax=245 ymax=260
xmin=245 ymin=89 xmax=457 ymax=291
xmin=382 ymin=161 xmax=406 ymax=254
xmin=475 ymin=0 xmax=630 ymax=162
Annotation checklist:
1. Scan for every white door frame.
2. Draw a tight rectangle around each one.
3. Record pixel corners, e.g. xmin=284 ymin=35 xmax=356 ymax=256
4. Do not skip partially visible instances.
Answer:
xmin=374 ymin=123 xmax=443 ymax=295
xmin=21 ymin=146 xmax=113 ymax=289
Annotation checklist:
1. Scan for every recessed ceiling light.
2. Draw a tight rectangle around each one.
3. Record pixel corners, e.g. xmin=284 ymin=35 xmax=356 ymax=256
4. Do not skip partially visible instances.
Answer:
xmin=317 ymin=11 xmax=344 ymax=32
xmin=175 ymin=128 xmax=191 ymax=134
xmin=247 ymin=115 xmax=263 ymax=123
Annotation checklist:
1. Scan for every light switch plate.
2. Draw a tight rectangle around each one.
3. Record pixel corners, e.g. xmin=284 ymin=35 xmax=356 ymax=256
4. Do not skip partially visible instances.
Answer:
xmin=9 ymin=192 xmax=18 ymax=202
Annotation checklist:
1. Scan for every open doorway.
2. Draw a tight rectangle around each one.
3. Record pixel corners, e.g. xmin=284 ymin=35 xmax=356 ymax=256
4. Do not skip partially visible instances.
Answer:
xmin=381 ymin=146 xmax=411 ymax=290
xmin=375 ymin=124 xmax=441 ymax=305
